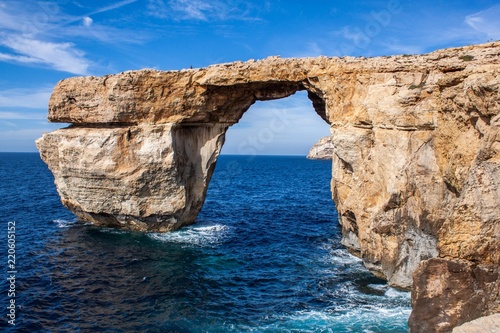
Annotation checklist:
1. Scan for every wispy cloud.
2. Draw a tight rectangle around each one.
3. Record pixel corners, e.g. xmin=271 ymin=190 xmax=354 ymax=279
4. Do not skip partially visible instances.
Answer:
xmin=388 ymin=5 xmax=500 ymax=54
xmin=0 ymin=2 xmax=92 ymax=74
xmin=169 ymin=0 xmax=212 ymax=20
xmin=0 ymin=87 xmax=52 ymax=109
xmin=20 ymin=0 xmax=139 ymax=35
xmin=88 ymin=0 xmax=138 ymax=16
xmin=0 ymin=0 xmax=144 ymax=75
xmin=55 ymin=24 xmax=149 ymax=45
xmin=0 ymin=111 xmax=46 ymax=120
xmin=337 ymin=26 xmax=370 ymax=47
xmin=284 ymin=41 xmax=326 ymax=58
xmin=328 ymin=2 xmax=500 ymax=57
xmin=147 ymin=0 xmax=259 ymax=21
xmin=465 ymin=5 xmax=500 ymax=40
xmin=44 ymin=0 xmax=139 ymax=34
xmin=0 ymin=35 xmax=90 ymax=75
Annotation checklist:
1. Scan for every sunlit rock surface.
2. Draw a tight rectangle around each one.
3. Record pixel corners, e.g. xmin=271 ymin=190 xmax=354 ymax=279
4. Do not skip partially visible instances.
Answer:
xmin=306 ymin=136 xmax=334 ymax=160
xmin=37 ymin=42 xmax=500 ymax=332
xmin=451 ymin=313 xmax=500 ymax=333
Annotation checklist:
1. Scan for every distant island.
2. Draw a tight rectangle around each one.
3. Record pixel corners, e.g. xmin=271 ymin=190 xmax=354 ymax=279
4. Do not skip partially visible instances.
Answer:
xmin=306 ymin=136 xmax=334 ymax=160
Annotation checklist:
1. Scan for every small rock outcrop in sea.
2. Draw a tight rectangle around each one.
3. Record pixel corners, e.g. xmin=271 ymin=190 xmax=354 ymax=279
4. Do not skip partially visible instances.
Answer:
xmin=306 ymin=136 xmax=334 ymax=160
xmin=37 ymin=42 xmax=500 ymax=332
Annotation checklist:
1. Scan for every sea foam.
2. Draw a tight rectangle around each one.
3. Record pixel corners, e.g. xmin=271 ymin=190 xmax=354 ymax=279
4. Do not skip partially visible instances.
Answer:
xmin=148 ymin=221 xmax=230 ymax=247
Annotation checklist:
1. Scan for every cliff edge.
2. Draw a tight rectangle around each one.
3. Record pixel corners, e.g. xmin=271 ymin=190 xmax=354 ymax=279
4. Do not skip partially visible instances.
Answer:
xmin=37 ymin=42 xmax=500 ymax=332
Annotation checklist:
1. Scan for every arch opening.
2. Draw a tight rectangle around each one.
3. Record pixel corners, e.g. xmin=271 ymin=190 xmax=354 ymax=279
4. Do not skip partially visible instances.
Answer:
xmin=200 ymin=81 xmax=329 ymax=126
xmin=191 ymin=91 xmax=411 ymax=332
xmin=219 ymin=90 xmax=330 ymax=156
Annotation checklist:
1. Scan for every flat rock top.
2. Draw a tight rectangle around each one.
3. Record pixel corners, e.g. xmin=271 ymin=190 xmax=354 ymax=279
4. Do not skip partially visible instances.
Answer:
xmin=452 ymin=314 xmax=500 ymax=333
xmin=47 ymin=42 xmax=500 ymax=125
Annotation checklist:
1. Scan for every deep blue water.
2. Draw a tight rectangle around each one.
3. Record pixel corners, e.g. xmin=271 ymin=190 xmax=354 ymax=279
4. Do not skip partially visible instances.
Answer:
xmin=0 ymin=153 xmax=410 ymax=332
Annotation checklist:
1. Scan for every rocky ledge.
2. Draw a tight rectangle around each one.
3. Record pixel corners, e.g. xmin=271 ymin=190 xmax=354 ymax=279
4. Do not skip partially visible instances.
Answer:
xmin=37 ymin=42 xmax=500 ymax=332
xmin=306 ymin=136 xmax=334 ymax=160
xmin=452 ymin=313 xmax=500 ymax=333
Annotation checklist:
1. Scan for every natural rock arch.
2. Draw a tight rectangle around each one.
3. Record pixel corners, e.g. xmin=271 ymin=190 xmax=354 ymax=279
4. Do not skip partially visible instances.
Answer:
xmin=37 ymin=43 xmax=500 ymax=332
xmin=39 ymin=75 xmax=330 ymax=229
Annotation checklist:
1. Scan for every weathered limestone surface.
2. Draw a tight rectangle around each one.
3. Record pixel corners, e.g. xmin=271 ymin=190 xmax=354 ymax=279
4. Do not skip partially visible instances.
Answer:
xmin=36 ymin=42 xmax=500 ymax=332
xmin=410 ymin=259 xmax=500 ymax=332
xmin=452 ymin=313 xmax=500 ymax=333
xmin=306 ymin=136 xmax=334 ymax=160
xmin=38 ymin=124 xmax=227 ymax=231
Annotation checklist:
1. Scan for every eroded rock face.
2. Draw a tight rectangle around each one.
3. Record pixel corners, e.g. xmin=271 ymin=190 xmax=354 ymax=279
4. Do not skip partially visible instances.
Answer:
xmin=38 ymin=124 xmax=227 ymax=231
xmin=410 ymin=259 xmax=500 ymax=333
xmin=306 ymin=136 xmax=334 ymax=160
xmin=36 ymin=42 xmax=500 ymax=332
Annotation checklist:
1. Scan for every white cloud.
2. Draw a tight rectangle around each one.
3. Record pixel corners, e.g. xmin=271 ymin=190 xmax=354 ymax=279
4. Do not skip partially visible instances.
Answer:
xmin=82 ymin=16 xmax=93 ymax=27
xmin=0 ymin=0 xmax=145 ymax=75
xmin=328 ymin=4 xmax=499 ymax=58
xmin=170 ymin=0 xmax=212 ymax=20
xmin=465 ymin=5 xmax=500 ymax=40
xmin=89 ymin=0 xmax=138 ymax=16
xmin=337 ymin=26 xmax=371 ymax=47
xmin=0 ymin=35 xmax=90 ymax=75
xmin=0 ymin=1 xmax=63 ymax=36
xmin=0 ymin=5 xmax=24 ymax=31
xmin=147 ymin=0 xmax=258 ymax=21
xmin=56 ymin=24 xmax=149 ymax=45
xmin=0 ymin=111 xmax=46 ymax=120
xmin=0 ymin=2 xmax=92 ymax=75
xmin=147 ymin=0 xmax=207 ymax=20
xmin=0 ymin=52 xmax=38 ymax=64
xmin=146 ymin=0 xmax=167 ymax=18
xmin=0 ymin=87 xmax=52 ymax=109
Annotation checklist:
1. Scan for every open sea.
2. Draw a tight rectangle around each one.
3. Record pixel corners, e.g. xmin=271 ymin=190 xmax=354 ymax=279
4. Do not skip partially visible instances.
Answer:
xmin=0 ymin=153 xmax=410 ymax=332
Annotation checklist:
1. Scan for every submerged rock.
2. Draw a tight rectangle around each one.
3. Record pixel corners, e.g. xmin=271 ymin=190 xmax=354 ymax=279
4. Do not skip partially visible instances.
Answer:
xmin=37 ymin=42 xmax=500 ymax=332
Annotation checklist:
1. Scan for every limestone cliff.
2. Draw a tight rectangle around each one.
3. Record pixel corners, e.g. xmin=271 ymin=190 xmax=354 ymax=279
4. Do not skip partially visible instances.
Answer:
xmin=306 ymin=136 xmax=334 ymax=160
xmin=37 ymin=42 xmax=500 ymax=332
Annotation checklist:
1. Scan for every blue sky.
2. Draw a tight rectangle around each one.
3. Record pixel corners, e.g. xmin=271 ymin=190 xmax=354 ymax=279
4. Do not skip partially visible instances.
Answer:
xmin=0 ymin=0 xmax=499 ymax=154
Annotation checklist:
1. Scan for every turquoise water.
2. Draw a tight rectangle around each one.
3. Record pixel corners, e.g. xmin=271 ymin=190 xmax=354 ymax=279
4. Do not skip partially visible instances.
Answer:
xmin=0 ymin=153 xmax=410 ymax=332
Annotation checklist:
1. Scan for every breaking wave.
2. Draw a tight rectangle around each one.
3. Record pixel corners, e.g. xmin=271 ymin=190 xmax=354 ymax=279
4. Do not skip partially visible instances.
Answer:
xmin=148 ymin=221 xmax=230 ymax=247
